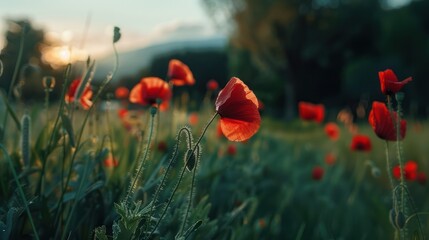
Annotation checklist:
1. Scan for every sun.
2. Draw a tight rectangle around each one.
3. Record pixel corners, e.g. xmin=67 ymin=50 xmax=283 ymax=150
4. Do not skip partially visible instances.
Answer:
xmin=41 ymin=45 xmax=87 ymax=69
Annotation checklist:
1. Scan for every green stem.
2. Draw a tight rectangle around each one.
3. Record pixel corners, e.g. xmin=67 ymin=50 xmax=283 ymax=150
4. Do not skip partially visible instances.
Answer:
xmin=1 ymin=26 xmax=25 ymax=143
xmin=0 ymin=144 xmax=39 ymax=240
xmin=144 ymin=127 xmax=193 ymax=235
xmin=180 ymin=145 xmax=200 ymax=236
xmin=59 ymin=40 xmax=119 ymax=239
xmin=147 ymin=112 xmax=218 ymax=239
xmin=37 ymin=64 xmax=72 ymax=196
xmin=124 ymin=110 xmax=156 ymax=203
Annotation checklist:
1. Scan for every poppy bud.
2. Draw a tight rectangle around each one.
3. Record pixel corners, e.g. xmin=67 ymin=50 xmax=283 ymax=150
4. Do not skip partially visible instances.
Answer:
xmin=184 ymin=149 xmax=197 ymax=171
xmin=113 ymin=26 xmax=121 ymax=43
xmin=42 ymin=76 xmax=56 ymax=91
xmin=150 ymin=106 xmax=158 ymax=116
xmin=389 ymin=209 xmax=397 ymax=229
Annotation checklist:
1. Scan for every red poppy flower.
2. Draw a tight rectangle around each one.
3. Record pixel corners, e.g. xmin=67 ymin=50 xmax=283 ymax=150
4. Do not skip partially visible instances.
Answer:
xmin=325 ymin=153 xmax=336 ymax=165
xmin=104 ymin=156 xmax=119 ymax=167
xmin=215 ymin=77 xmax=261 ymax=142
xmin=168 ymin=59 xmax=195 ymax=86
xmin=65 ymin=78 xmax=93 ymax=110
xmin=392 ymin=160 xmax=418 ymax=181
xmin=207 ymin=79 xmax=219 ymax=91
xmin=324 ymin=122 xmax=340 ymax=141
xmin=157 ymin=141 xmax=168 ymax=152
xmin=350 ymin=135 xmax=372 ymax=152
xmin=118 ymin=108 xmax=128 ymax=119
xmin=188 ymin=112 xmax=199 ymax=126
xmin=379 ymin=69 xmax=412 ymax=95
xmin=368 ymin=101 xmax=406 ymax=141
xmin=417 ymin=172 xmax=427 ymax=185
xmin=299 ymin=102 xmax=325 ymax=123
xmin=227 ymin=144 xmax=237 ymax=156
xmin=129 ymin=77 xmax=172 ymax=111
xmin=115 ymin=86 xmax=129 ymax=99
xmin=312 ymin=166 xmax=324 ymax=180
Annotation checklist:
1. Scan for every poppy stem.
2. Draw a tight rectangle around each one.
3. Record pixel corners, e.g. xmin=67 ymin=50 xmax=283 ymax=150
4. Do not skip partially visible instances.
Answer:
xmin=179 ymin=144 xmax=200 ymax=237
xmin=124 ymin=108 xmax=156 ymax=204
xmin=395 ymin=93 xmax=408 ymax=239
xmin=143 ymin=126 xmax=193 ymax=235
xmin=147 ymin=112 xmax=218 ymax=239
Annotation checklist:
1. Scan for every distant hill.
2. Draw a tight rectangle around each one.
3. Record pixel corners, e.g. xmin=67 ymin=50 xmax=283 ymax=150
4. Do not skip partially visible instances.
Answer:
xmin=94 ymin=36 xmax=228 ymax=82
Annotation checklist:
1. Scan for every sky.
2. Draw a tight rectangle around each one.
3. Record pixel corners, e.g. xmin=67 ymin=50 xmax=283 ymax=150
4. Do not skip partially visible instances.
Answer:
xmin=0 ymin=0 xmax=224 ymax=58
xmin=0 ymin=0 xmax=411 ymax=61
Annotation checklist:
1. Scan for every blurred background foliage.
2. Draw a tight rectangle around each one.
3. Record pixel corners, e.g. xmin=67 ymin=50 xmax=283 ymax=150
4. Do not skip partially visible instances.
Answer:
xmin=1 ymin=0 xmax=429 ymax=118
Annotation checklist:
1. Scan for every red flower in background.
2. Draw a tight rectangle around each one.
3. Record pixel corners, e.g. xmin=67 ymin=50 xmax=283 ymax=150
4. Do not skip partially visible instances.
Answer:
xmin=324 ymin=122 xmax=340 ymax=141
xmin=65 ymin=78 xmax=93 ymax=110
xmin=115 ymin=86 xmax=129 ymax=99
xmin=368 ymin=101 xmax=406 ymax=141
xmin=168 ymin=59 xmax=195 ymax=86
xmin=227 ymin=144 xmax=237 ymax=156
xmin=118 ymin=108 xmax=128 ymax=119
xmin=299 ymin=102 xmax=325 ymax=123
xmin=325 ymin=153 xmax=336 ymax=165
xmin=129 ymin=77 xmax=172 ymax=111
xmin=393 ymin=161 xmax=418 ymax=181
xmin=188 ymin=112 xmax=199 ymax=126
xmin=215 ymin=77 xmax=261 ymax=142
xmin=157 ymin=141 xmax=168 ymax=153
xmin=207 ymin=79 xmax=219 ymax=91
xmin=379 ymin=69 xmax=412 ymax=95
xmin=104 ymin=156 xmax=118 ymax=168
xmin=350 ymin=135 xmax=372 ymax=152
xmin=417 ymin=172 xmax=427 ymax=185
xmin=312 ymin=166 xmax=324 ymax=180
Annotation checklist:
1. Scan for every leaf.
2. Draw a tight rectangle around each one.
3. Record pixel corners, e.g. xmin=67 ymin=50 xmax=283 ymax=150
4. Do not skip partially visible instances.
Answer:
xmin=60 ymin=113 xmax=75 ymax=147
xmin=94 ymin=225 xmax=108 ymax=240
xmin=182 ymin=220 xmax=203 ymax=240
xmin=0 ymin=89 xmax=21 ymax=131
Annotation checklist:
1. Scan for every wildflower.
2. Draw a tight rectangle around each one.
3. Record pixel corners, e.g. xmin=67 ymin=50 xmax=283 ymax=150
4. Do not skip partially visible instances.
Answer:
xmin=227 ymin=144 xmax=237 ymax=156
xmin=188 ymin=112 xmax=199 ymax=126
xmin=115 ymin=86 xmax=129 ymax=99
xmin=168 ymin=59 xmax=195 ymax=86
xmin=65 ymin=78 xmax=93 ymax=110
xmin=379 ymin=69 xmax=412 ymax=95
xmin=417 ymin=172 xmax=427 ymax=185
xmin=118 ymin=108 xmax=128 ymax=119
xmin=392 ymin=161 xmax=418 ymax=181
xmin=104 ymin=156 xmax=119 ymax=167
xmin=157 ymin=141 xmax=168 ymax=153
xmin=299 ymin=102 xmax=324 ymax=123
xmin=215 ymin=77 xmax=261 ymax=142
xmin=350 ymin=135 xmax=372 ymax=152
xmin=368 ymin=101 xmax=406 ymax=141
xmin=257 ymin=218 xmax=266 ymax=229
xmin=325 ymin=153 xmax=336 ymax=165
xmin=129 ymin=77 xmax=172 ymax=111
xmin=324 ymin=122 xmax=340 ymax=141
xmin=312 ymin=166 xmax=324 ymax=180
xmin=206 ymin=79 xmax=219 ymax=91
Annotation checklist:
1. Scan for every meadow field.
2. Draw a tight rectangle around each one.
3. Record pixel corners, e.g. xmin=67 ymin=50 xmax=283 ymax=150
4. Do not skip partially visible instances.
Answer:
xmin=1 ymin=56 xmax=428 ymax=240
xmin=1 ymin=1 xmax=429 ymax=239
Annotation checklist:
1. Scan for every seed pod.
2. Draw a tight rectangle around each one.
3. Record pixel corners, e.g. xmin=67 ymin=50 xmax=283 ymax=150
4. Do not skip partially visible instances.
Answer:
xmin=184 ymin=149 xmax=196 ymax=172
xmin=42 ymin=76 xmax=56 ymax=91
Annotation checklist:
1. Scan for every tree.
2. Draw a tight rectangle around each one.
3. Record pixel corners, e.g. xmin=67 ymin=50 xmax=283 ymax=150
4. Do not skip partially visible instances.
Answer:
xmin=202 ymin=0 xmax=382 ymax=119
